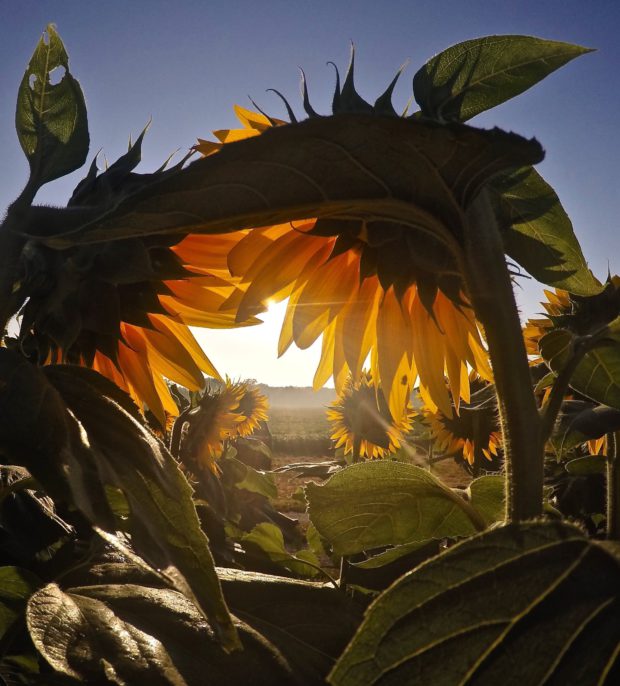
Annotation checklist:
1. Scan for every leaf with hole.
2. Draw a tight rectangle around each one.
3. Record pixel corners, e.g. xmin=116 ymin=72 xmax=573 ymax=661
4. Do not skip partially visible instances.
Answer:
xmin=16 ymin=24 xmax=89 ymax=189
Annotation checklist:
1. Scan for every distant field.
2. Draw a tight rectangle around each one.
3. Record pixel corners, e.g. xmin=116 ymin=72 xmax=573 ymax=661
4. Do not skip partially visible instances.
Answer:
xmin=268 ymin=406 xmax=332 ymax=456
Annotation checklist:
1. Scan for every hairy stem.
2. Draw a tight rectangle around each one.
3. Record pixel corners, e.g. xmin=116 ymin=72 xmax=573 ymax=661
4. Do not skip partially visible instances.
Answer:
xmin=463 ymin=190 xmax=543 ymax=521
xmin=607 ymin=431 xmax=620 ymax=540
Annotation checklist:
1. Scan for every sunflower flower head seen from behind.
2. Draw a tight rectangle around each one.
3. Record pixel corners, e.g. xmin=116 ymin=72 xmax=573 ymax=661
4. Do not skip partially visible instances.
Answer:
xmin=192 ymin=52 xmax=541 ymax=421
xmin=13 ymin=131 xmax=256 ymax=427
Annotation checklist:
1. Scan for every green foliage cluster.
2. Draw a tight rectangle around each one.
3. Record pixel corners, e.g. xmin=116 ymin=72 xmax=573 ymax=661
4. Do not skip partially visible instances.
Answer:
xmin=0 ymin=25 xmax=619 ymax=685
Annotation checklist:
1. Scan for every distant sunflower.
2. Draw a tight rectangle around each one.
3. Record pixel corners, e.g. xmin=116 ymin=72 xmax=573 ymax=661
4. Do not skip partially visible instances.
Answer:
xmin=424 ymin=377 xmax=502 ymax=470
xmin=196 ymin=67 xmax=496 ymax=421
xmin=524 ymin=276 xmax=619 ymax=359
xmin=15 ymin=133 xmax=255 ymax=426
xmin=179 ymin=382 xmax=244 ymax=473
xmin=228 ymin=381 xmax=269 ymax=437
xmin=327 ymin=371 xmax=413 ymax=459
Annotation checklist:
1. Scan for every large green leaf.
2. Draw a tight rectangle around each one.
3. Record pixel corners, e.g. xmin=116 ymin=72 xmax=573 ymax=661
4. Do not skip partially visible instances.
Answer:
xmin=44 ymin=365 xmax=241 ymax=651
xmin=219 ymin=567 xmax=366 ymax=685
xmin=306 ymin=461 xmax=484 ymax=556
xmin=0 ymin=351 xmax=239 ymax=651
xmin=540 ymin=325 xmax=620 ymax=410
xmin=551 ymin=400 xmax=620 ymax=454
xmin=16 ymin=24 xmax=88 ymax=189
xmin=467 ymin=474 xmax=505 ymax=526
xmin=241 ymin=523 xmax=321 ymax=578
xmin=330 ymin=522 xmax=620 ymax=685
xmin=491 ymin=167 xmax=601 ymax=296
xmin=27 ymin=582 xmax=295 ymax=685
xmin=413 ymin=35 xmax=592 ymax=122
xmin=0 ymin=567 xmax=39 ymax=641
xmin=27 ymin=114 xmax=543 ymax=250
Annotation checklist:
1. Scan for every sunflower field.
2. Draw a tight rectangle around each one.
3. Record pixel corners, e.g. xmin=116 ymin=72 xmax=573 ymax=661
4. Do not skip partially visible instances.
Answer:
xmin=0 ymin=25 xmax=619 ymax=685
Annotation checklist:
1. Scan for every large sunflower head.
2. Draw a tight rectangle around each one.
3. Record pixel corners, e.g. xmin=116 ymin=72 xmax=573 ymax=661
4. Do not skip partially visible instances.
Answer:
xmin=178 ymin=382 xmax=244 ymax=473
xmin=423 ymin=376 xmax=502 ymax=471
xmin=327 ymin=370 xmax=414 ymax=459
xmin=14 ymin=133 xmax=256 ymax=426
xmin=196 ymin=55 xmax=496 ymax=422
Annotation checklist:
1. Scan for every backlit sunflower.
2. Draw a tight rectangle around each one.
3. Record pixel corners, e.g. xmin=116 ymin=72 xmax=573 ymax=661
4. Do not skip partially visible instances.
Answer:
xmin=327 ymin=371 xmax=414 ymax=459
xmin=178 ymin=381 xmax=245 ymax=473
xmin=15 ymin=134 xmax=255 ymax=426
xmin=524 ymin=276 xmax=619 ymax=358
xmin=227 ymin=380 xmax=269 ymax=437
xmin=423 ymin=376 xmax=502 ymax=470
xmin=195 ymin=67 xmax=495 ymax=421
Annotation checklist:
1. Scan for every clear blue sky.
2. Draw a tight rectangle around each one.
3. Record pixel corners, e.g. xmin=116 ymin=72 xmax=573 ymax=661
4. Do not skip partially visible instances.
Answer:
xmin=1 ymin=1 xmax=619 ymax=385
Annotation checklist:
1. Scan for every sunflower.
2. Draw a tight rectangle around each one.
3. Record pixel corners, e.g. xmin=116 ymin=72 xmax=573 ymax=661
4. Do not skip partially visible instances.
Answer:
xmin=227 ymin=380 xmax=269 ymax=437
xmin=327 ymin=371 xmax=414 ymax=459
xmin=15 ymin=134 xmax=255 ymax=426
xmin=424 ymin=378 xmax=502 ymax=469
xmin=178 ymin=381 xmax=245 ymax=473
xmin=196 ymin=65 xmax=494 ymax=421
xmin=524 ymin=276 xmax=619 ymax=358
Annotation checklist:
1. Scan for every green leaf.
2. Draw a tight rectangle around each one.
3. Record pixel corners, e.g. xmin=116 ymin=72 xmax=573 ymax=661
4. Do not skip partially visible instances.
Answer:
xmin=413 ymin=35 xmax=593 ymax=122
xmin=330 ymin=522 xmax=620 ymax=685
xmin=44 ymin=365 xmax=241 ymax=651
xmin=540 ymin=328 xmax=620 ymax=410
xmin=0 ymin=352 xmax=239 ymax=652
xmin=219 ymin=566 xmax=366 ymax=685
xmin=224 ymin=453 xmax=277 ymax=499
xmin=467 ymin=474 xmax=505 ymax=526
xmin=16 ymin=24 xmax=88 ymax=189
xmin=552 ymin=401 xmax=620 ymax=453
xmin=30 ymin=114 xmax=543 ymax=250
xmin=0 ymin=567 xmax=40 ymax=641
xmin=27 ymin=582 xmax=296 ymax=685
xmin=242 ymin=523 xmax=320 ymax=577
xmin=306 ymin=462 xmax=482 ymax=557
xmin=490 ymin=167 xmax=601 ymax=296
xmin=566 ymin=455 xmax=607 ymax=475
xmin=350 ymin=540 xmax=433 ymax=570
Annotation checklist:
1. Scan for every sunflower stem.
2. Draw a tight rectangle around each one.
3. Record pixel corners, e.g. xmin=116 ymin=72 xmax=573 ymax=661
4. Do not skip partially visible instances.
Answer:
xmin=607 ymin=431 xmax=620 ymax=540
xmin=463 ymin=190 xmax=543 ymax=521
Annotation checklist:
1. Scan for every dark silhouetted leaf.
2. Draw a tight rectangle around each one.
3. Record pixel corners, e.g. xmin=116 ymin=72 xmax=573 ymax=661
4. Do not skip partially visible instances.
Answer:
xmin=566 ymin=455 xmax=607 ymax=476
xmin=16 ymin=24 xmax=88 ymax=189
xmin=306 ymin=462 xmax=483 ymax=556
xmin=219 ymin=567 xmax=365 ymax=685
xmin=27 ymin=582 xmax=295 ymax=685
xmin=540 ymin=325 xmax=620 ymax=410
xmin=0 ymin=567 xmax=40 ymax=641
xmin=552 ymin=401 xmax=620 ymax=453
xmin=31 ymin=115 xmax=542 ymax=253
xmin=241 ymin=523 xmax=320 ymax=577
xmin=413 ymin=35 xmax=592 ymax=122
xmin=491 ymin=167 xmax=600 ymax=296
xmin=330 ymin=522 xmax=620 ymax=685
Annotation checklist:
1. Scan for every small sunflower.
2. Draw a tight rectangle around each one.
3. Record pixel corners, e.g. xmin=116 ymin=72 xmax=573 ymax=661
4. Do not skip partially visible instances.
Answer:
xmin=15 ymin=133 xmax=255 ymax=426
xmin=196 ymin=61 xmax=496 ymax=421
xmin=524 ymin=276 xmax=618 ymax=357
xmin=327 ymin=371 xmax=413 ymax=459
xmin=179 ymin=382 xmax=245 ymax=473
xmin=424 ymin=378 xmax=502 ymax=469
xmin=227 ymin=380 xmax=269 ymax=438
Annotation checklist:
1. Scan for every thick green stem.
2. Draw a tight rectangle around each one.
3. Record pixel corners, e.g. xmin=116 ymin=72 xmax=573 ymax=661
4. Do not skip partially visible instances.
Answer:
xmin=607 ymin=431 xmax=620 ymax=540
xmin=463 ymin=191 xmax=543 ymax=521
